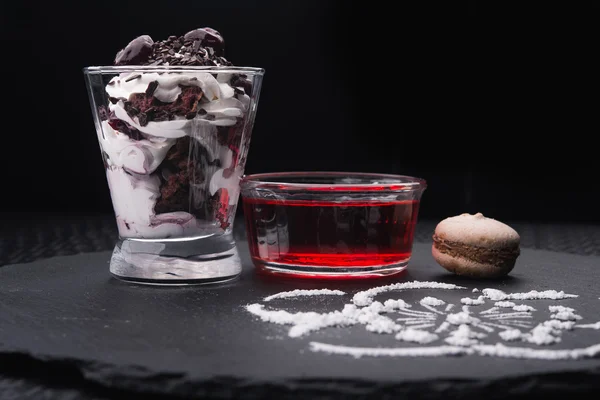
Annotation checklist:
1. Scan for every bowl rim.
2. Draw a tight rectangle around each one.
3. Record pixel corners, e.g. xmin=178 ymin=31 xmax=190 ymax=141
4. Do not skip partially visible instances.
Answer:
xmin=240 ymin=171 xmax=427 ymax=192
xmin=83 ymin=65 xmax=265 ymax=75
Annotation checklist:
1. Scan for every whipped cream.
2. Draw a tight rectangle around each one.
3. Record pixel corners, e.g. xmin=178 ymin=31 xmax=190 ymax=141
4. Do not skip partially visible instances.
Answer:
xmin=99 ymin=121 xmax=174 ymax=174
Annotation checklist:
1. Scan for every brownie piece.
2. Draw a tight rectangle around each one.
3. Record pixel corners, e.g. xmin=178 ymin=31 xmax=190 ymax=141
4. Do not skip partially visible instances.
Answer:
xmin=154 ymin=136 xmax=224 ymax=224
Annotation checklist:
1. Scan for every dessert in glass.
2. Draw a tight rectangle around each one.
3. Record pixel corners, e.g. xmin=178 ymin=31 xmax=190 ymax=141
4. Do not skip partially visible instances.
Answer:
xmin=84 ymin=28 xmax=264 ymax=284
xmin=240 ymin=172 xmax=426 ymax=279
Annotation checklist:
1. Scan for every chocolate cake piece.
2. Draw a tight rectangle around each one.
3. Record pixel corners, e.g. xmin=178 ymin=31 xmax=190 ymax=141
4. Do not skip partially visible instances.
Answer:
xmin=126 ymin=84 xmax=204 ymax=126
xmin=154 ymin=136 xmax=220 ymax=221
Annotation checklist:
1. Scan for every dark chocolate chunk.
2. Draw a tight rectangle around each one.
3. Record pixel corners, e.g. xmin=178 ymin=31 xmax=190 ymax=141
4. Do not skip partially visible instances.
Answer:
xmin=98 ymin=105 xmax=109 ymax=121
xmin=186 ymin=111 xmax=197 ymax=119
xmin=145 ymin=80 xmax=159 ymax=97
xmin=125 ymin=74 xmax=141 ymax=82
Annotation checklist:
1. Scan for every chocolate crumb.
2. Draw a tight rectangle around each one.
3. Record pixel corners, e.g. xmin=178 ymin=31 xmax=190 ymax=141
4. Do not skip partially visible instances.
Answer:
xmin=98 ymin=105 xmax=109 ymax=121
xmin=125 ymin=74 xmax=142 ymax=82
xmin=197 ymin=108 xmax=207 ymax=116
xmin=108 ymin=96 xmax=125 ymax=104
xmin=107 ymin=81 xmax=115 ymax=86
xmin=145 ymin=80 xmax=159 ymax=96
xmin=186 ymin=111 xmax=197 ymax=119
xmin=205 ymin=114 xmax=215 ymax=121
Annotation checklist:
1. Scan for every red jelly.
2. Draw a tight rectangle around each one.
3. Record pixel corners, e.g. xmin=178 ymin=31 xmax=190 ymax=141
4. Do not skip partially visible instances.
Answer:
xmin=240 ymin=172 xmax=426 ymax=279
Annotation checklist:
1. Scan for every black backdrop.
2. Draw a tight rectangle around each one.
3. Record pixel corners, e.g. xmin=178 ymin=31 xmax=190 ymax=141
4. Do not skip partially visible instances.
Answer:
xmin=1 ymin=0 xmax=598 ymax=223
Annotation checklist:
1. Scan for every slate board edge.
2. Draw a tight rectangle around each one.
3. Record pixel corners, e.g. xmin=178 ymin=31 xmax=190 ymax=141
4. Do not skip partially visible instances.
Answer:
xmin=1 ymin=345 xmax=600 ymax=399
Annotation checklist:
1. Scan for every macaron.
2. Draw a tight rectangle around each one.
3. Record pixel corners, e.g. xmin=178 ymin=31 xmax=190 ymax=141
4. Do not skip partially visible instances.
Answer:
xmin=432 ymin=213 xmax=520 ymax=278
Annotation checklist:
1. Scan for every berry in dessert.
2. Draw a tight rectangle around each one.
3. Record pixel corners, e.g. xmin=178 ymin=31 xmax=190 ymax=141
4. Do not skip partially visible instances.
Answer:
xmin=98 ymin=28 xmax=255 ymax=239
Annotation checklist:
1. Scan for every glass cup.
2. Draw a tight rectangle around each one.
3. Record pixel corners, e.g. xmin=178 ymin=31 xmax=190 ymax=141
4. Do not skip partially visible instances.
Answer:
xmin=84 ymin=66 xmax=264 ymax=284
xmin=240 ymin=172 xmax=426 ymax=279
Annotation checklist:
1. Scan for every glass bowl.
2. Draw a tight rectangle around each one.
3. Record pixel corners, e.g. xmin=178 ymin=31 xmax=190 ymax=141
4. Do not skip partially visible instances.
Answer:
xmin=240 ymin=172 xmax=427 ymax=279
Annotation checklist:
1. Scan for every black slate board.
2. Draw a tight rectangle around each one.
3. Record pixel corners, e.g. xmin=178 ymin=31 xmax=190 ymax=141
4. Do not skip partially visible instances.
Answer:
xmin=1 ymin=240 xmax=600 ymax=399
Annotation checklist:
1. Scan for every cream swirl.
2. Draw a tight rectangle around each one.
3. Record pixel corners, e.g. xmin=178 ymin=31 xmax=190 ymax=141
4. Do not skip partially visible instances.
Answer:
xmin=98 ymin=121 xmax=174 ymax=174
xmin=106 ymin=167 xmax=201 ymax=238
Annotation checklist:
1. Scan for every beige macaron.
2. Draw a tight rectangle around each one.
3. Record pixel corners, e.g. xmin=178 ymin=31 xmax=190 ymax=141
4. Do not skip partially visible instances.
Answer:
xmin=432 ymin=213 xmax=520 ymax=278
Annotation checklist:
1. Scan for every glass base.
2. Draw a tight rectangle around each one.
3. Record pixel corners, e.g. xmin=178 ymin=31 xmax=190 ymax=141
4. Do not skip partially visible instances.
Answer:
xmin=110 ymin=233 xmax=241 ymax=285
xmin=253 ymin=258 xmax=408 ymax=280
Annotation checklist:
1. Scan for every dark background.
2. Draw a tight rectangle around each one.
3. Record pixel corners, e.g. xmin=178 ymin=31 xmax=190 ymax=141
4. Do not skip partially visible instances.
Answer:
xmin=1 ymin=0 xmax=598 ymax=223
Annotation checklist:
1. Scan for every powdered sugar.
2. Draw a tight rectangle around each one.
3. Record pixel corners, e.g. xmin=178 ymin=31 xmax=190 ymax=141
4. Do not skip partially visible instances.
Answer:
xmin=461 ymin=296 xmax=486 ymax=306
xmin=310 ymin=342 xmax=470 ymax=358
xmin=352 ymin=281 xmax=466 ymax=307
xmin=446 ymin=312 xmax=479 ymax=325
xmin=483 ymin=289 xmax=578 ymax=301
xmin=395 ymin=328 xmax=439 ymax=344
xmin=310 ymin=342 xmax=600 ymax=360
xmin=445 ymin=324 xmax=487 ymax=346
xmin=473 ymin=343 xmax=600 ymax=360
xmin=549 ymin=305 xmax=582 ymax=321
xmin=420 ymin=297 xmax=445 ymax=307
xmin=495 ymin=301 xmax=516 ymax=308
xmin=264 ymin=289 xmax=345 ymax=302
xmin=247 ymin=283 xmax=596 ymax=361
xmin=499 ymin=328 xmax=522 ymax=341
xmin=513 ymin=305 xmax=536 ymax=312
xmin=576 ymin=322 xmax=600 ymax=329
xmin=544 ymin=320 xmax=576 ymax=330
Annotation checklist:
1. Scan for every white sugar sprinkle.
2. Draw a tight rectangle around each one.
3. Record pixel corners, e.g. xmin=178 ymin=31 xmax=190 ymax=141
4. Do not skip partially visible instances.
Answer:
xmin=524 ymin=324 xmax=561 ymax=345
xmin=543 ymin=320 xmax=575 ymax=330
xmin=310 ymin=342 xmax=600 ymax=360
xmin=495 ymin=301 xmax=516 ymax=308
xmin=446 ymin=312 xmax=480 ymax=325
xmin=264 ymin=289 xmax=345 ymax=302
xmin=483 ymin=289 xmax=578 ymax=301
xmin=576 ymin=322 xmax=600 ymax=330
xmin=395 ymin=328 xmax=439 ymax=344
xmin=420 ymin=297 xmax=445 ymax=307
xmin=473 ymin=343 xmax=600 ymax=360
xmin=461 ymin=296 xmax=486 ymax=306
xmin=549 ymin=306 xmax=582 ymax=321
xmin=246 ymin=296 xmax=416 ymax=338
xmin=250 ymin=283 xmax=593 ymax=361
xmin=310 ymin=342 xmax=471 ymax=358
xmin=445 ymin=325 xmax=486 ymax=347
xmin=480 ymin=307 xmax=500 ymax=315
xmin=499 ymin=328 xmax=522 ymax=341
xmin=512 ymin=305 xmax=536 ymax=312
xmin=352 ymin=281 xmax=466 ymax=307
xmin=549 ymin=306 xmax=575 ymax=313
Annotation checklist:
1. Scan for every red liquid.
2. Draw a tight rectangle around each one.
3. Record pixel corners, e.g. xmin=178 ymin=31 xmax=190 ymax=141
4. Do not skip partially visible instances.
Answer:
xmin=243 ymin=198 xmax=420 ymax=274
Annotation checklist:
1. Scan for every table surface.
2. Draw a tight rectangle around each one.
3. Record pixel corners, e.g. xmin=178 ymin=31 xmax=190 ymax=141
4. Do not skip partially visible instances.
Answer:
xmin=1 ymin=215 xmax=600 ymax=399
xmin=2 ymin=213 xmax=600 ymax=267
